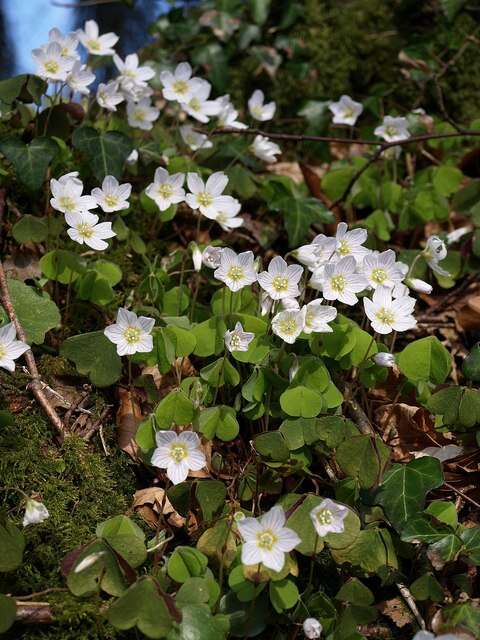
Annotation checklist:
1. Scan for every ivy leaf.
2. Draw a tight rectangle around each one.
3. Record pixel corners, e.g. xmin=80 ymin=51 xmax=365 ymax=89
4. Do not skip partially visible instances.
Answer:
xmin=459 ymin=527 xmax=480 ymax=565
xmin=0 ymin=136 xmax=56 ymax=190
xmin=106 ymin=577 xmax=173 ymax=638
xmin=60 ymin=331 xmax=122 ymax=387
xmin=375 ymin=457 xmax=444 ymax=530
xmin=0 ymin=73 xmax=46 ymax=111
xmin=72 ymin=127 xmax=133 ymax=180
xmin=7 ymin=278 xmax=60 ymax=344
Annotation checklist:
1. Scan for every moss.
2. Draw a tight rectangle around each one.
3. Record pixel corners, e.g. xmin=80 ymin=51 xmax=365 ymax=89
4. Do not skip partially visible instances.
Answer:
xmin=0 ymin=410 xmax=137 ymax=638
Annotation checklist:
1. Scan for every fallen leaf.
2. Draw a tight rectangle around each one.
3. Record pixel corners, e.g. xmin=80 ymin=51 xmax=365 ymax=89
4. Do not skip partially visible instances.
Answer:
xmin=379 ymin=597 xmax=413 ymax=628
xmin=116 ymin=387 xmax=142 ymax=459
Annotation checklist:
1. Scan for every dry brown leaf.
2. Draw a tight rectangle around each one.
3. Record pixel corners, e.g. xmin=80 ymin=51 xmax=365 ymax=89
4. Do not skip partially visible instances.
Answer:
xmin=457 ymin=295 xmax=480 ymax=331
xmin=116 ymin=387 xmax=142 ymax=459
xmin=379 ymin=597 xmax=413 ymax=627
xmin=133 ymin=487 xmax=186 ymax=529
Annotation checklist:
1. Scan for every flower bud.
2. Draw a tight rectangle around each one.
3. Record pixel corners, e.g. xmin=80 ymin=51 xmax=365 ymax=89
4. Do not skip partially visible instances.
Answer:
xmin=189 ymin=242 xmax=202 ymax=272
xmin=373 ymin=352 xmax=396 ymax=368
xmin=446 ymin=226 xmax=470 ymax=245
xmin=406 ymin=278 xmax=432 ymax=294
xmin=22 ymin=498 xmax=49 ymax=527
xmin=303 ymin=618 xmax=322 ymax=639
xmin=202 ymin=246 xmax=223 ymax=269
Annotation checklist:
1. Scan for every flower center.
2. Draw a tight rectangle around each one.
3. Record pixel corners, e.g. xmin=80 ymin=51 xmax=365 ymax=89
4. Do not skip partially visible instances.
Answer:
xmin=256 ymin=529 xmax=278 ymax=551
xmin=330 ymin=275 xmax=346 ymax=292
xmin=173 ymin=80 xmax=188 ymax=96
xmin=305 ymin=310 xmax=314 ymax=327
xmin=337 ymin=240 xmax=350 ymax=256
xmin=386 ymin=125 xmax=398 ymax=138
xmin=226 ymin=265 xmax=244 ymax=282
xmin=0 ymin=345 xmax=5 ymax=359
xmin=197 ymin=192 xmax=214 ymax=208
xmin=272 ymin=276 xmax=289 ymax=292
xmin=278 ymin=318 xmax=298 ymax=335
xmin=61 ymin=46 xmax=70 ymax=57
xmin=59 ymin=196 xmax=76 ymax=212
xmin=316 ymin=508 xmax=333 ymax=525
xmin=189 ymin=97 xmax=201 ymax=112
xmin=123 ymin=326 xmax=141 ymax=344
xmin=87 ymin=39 xmax=100 ymax=51
xmin=105 ymin=194 xmax=118 ymax=207
xmin=158 ymin=183 xmax=173 ymax=198
xmin=343 ymin=107 xmax=354 ymax=119
xmin=230 ymin=334 xmax=241 ymax=349
xmin=375 ymin=307 xmax=395 ymax=324
xmin=77 ymin=222 xmax=94 ymax=238
xmin=45 ymin=60 xmax=60 ymax=74
xmin=252 ymin=105 xmax=263 ymax=118
xmin=371 ymin=268 xmax=387 ymax=284
xmin=134 ymin=109 xmax=145 ymax=121
xmin=170 ymin=443 xmax=188 ymax=462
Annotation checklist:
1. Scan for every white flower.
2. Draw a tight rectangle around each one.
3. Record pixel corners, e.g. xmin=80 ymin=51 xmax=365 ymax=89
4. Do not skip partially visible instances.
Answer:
xmin=104 ymin=308 xmax=154 ymax=356
xmin=0 ymin=323 xmax=29 ymax=372
xmin=295 ymin=235 xmax=336 ymax=272
xmin=77 ymin=20 xmax=118 ymax=56
xmin=251 ymin=135 xmax=281 ymax=163
xmin=412 ymin=633 xmax=461 ymax=640
xmin=423 ymin=236 xmax=450 ymax=277
xmin=96 ymin=81 xmax=124 ymax=112
xmin=237 ymin=506 xmax=300 ymax=572
xmin=121 ymin=79 xmax=154 ymax=103
xmin=50 ymin=175 xmax=97 ymax=215
xmin=67 ymin=62 xmax=95 ymax=95
xmin=303 ymin=300 xmax=337 ymax=334
xmin=151 ymin=431 xmax=206 ymax=485
xmin=329 ymin=95 xmax=363 ymax=126
xmin=181 ymin=80 xmax=221 ymax=123
xmin=362 ymin=250 xmax=406 ymax=289
xmin=310 ymin=498 xmax=348 ymax=537
xmin=160 ymin=62 xmax=202 ymax=103
xmin=374 ymin=115 xmax=410 ymax=142
xmin=126 ymin=149 xmax=139 ymax=165
xmin=202 ymin=246 xmax=223 ymax=269
xmin=334 ymin=222 xmax=369 ymax=262
xmin=48 ymin=27 xmax=79 ymax=60
xmin=225 ymin=322 xmax=254 ymax=352
xmin=216 ymin=96 xmax=247 ymax=129
xmin=373 ymin=352 xmax=396 ymax=368
xmin=23 ymin=499 xmax=49 ymax=527
xmin=406 ymin=278 xmax=432 ymax=294
xmin=190 ymin=242 xmax=203 ymax=271
xmin=114 ymin=53 xmax=155 ymax=88
xmin=74 ymin=552 xmax=106 ymax=573
xmin=364 ymin=286 xmax=416 ymax=335
xmin=272 ymin=307 xmax=307 ymax=344
xmin=257 ymin=256 xmax=303 ymax=301
xmin=145 ymin=168 xmax=185 ymax=211
xmin=180 ymin=124 xmax=213 ymax=151
xmin=32 ymin=42 xmax=75 ymax=82
xmin=281 ymin=297 xmax=300 ymax=311
xmin=214 ymin=248 xmax=257 ymax=292
xmin=127 ymin=98 xmax=160 ymax=131
xmin=446 ymin=226 xmax=470 ymax=244
xmin=260 ymin=292 xmax=273 ymax=316
xmin=214 ymin=209 xmax=243 ymax=232
xmin=91 ymin=175 xmax=131 ymax=213
xmin=303 ymin=618 xmax=323 ymax=639
xmin=186 ymin=172 xmax=236 ymax=221
xmin=66 ymin=211 xmax=116 ymax=251
xmin=248 ymin=89 xmax=276 ymax=121
xmin=322 ymin=256 xmax=367 ymax=306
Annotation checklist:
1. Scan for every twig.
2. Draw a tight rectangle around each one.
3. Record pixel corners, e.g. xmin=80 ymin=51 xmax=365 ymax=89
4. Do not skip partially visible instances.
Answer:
xmin=83 ymin=406 xmax=111 ymax=441
xmin=444 ymin=481 xmax=480 ymax=509
xmin=396 ymin=582 xmax=426 ymax=630
xmin=344 ymin=392 xmax=375 ymax=436
xmin=14 ymin=588 xmax=68 ymax=601
xmin=0 ymin=260 xmax=65 ymax=439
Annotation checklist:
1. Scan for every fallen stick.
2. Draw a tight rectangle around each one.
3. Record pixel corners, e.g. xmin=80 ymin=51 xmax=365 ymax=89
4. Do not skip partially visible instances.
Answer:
xmin=0 ymin=260 xmax=66 ymax=439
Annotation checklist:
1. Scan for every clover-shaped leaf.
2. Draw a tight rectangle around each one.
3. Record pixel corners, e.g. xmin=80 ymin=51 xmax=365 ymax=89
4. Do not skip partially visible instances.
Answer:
xmin=60 ymin=331 xmax=122 ymax=387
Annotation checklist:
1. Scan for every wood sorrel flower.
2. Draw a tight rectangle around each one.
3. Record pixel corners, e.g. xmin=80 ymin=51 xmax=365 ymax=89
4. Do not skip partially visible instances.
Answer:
xmin=309 ymin=498 xmax=348 ymax=537
xmin=104 ymin=308 xmax=154 ymax=356
xmin=0 ymin=323 xmax=29 ymax=372
xmin=151 ymin=431 xmax=206 ymax=485
xmin=224 ymin=322 xmax=254 ymax=352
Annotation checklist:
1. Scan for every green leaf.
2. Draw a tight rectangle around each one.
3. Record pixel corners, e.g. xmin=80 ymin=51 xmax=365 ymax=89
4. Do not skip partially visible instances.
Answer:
xmin=197 ymin=405 xmax=239 ymax=441
xmin=154 ymin=390 xmax=195 ymax=429
xmin=336 ymin=435 xmax=390 ymax=489
xmin=254 ymin=431 xmax=290 ymax=462
xmin=283 ymin=495 xmax=325 ymax=555
xmin=192 ymin=318 xmax=226 ymax=357
xmin=425 ymin=500 xmax=458 ymax=528
xmin=196 ymin=480 xmax=227 ymax=521
xmin=176 ymin=577 xmax=211 ymax=607
xmin=336 ymin=578 xmax=374 ymax=605
xmin=96 ymin=515 xmax=147 ymax=568
xmin=331 ymin=527 xmax=398 ymax=572
xmin=443 ymin=602 xmax=480 ymax=636
xmin=250 ymin=0 xmax=272 ymax=25
xmin=432 ymin=165 xmax=463 ymax=197
xmin=12 ymin=215 xmax=49 ymax=243
xmin=375 ymin=457 xmax=444 ymax=530
xmin=7 ymin=278 xmax=60 ymax=344
xmin=397 ymin=336 xmax=451 ymax=384
xmin=0 ymin=74 xmax=46 ymax=110
xmin=401 ymin=516 xmax=450 ymax=543
xmin=427 ymin=386 xmax=480 ymax=429
xmin=176 ymin=605 xmax=229 ymax=640
xmin=462 ymin=344 xmax=480 ymax=382
xmin=410 ymin=573 xmax=444 ymax=601
xmin=280 ymin=385 xmax=323 ymax=418
xmin=72 ymin=127 xmax=133 ymax=180
xmin=0 ymin=594 xmax=16 ymax=633
xmin=107 ymin=577 xmax=173 ymax=639
xmin=269 ymin=578 xmax=299 ymax=612
xmin=460 ymin=527 xmax=480 ymax=565
xmin=167 ymin=546 xmax=208 ymax=583
xmin=321 ymin=167 xmax=356 ymax=202
xmin=0 ymin=136 xmax=56 ymax=190
xmin=0 ymin=521 xmax=25 ymax=571
xmin=61 ymin=331 xmax=122 ymax=387
xmin=40 ymin=249 xmax=85 ymax=284
xmin=67 ymin=540 xmax=127 ymax=597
